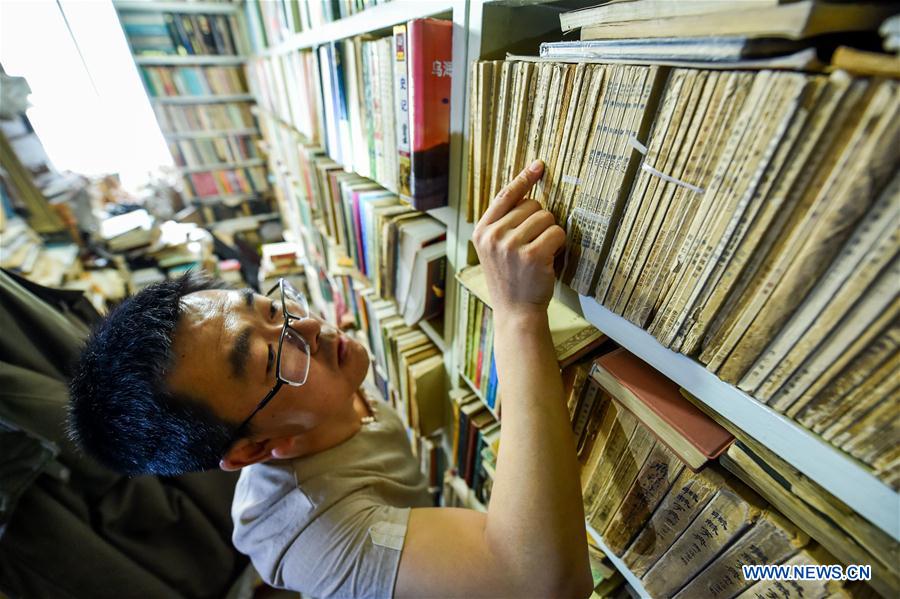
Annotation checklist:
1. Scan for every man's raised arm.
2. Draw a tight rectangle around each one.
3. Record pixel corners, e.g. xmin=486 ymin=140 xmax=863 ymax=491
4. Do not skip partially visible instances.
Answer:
xmin=395 ymin=160 xmax=593 ymax=598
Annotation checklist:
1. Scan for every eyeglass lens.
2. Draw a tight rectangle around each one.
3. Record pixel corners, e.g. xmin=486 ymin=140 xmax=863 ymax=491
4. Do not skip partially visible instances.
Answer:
xmin=268 ymin=280 xmax=311 ymax=386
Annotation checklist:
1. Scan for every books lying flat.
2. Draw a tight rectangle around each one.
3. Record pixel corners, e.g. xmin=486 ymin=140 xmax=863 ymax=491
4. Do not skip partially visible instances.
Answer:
xmin=540 ymin=38 xmax=807 ymax=63
xmin=559 ymin=1 xmax=781 ymax=33
xmin=590 ymin=348 xmax=733 ymax=470
xmin=578 ymin=1 xmax=899 ymax=41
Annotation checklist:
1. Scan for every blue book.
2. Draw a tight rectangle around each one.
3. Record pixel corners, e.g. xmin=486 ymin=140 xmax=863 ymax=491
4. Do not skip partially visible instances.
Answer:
xmin=487 ymin=355 xmax=498 ymax=410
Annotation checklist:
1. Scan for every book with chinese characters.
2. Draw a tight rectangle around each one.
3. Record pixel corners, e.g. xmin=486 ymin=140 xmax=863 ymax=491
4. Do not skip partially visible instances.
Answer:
xmin=407 ymin=18 xmax=452 ymax=210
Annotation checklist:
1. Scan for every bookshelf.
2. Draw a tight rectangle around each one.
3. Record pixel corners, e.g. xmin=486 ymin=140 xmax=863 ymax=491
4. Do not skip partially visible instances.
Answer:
xmin=242 ymin=0 xmax=898 ymax=595
xmin=114 ymin=0 xmax=273 ymax=224
xmin=579 ymin=296 xmax=900 ymax=541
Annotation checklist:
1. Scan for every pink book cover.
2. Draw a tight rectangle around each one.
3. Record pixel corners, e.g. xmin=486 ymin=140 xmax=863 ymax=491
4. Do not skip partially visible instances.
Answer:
xmin=407 ymin=18 xmax=452 ymax=210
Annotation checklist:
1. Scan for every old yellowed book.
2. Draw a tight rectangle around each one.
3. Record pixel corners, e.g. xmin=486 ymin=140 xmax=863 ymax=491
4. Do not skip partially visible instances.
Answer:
xmin=796 ymin=324 xmax=899 ymax=431
xmin=672 ymin=74 xmax=823 ymax=354
xmin=642 ymin=478 xmax=767 ymax=598
xmin=820 ymin=350 xmax=900 ymax=442
xmin=646 ymin=71 xmax=782 ymax=344
xmin=587 ymin=420 xmax=656 ymax=534
xmin=768 ymin=287 xmax=900 ymax=413
xmin=607 ymin=69 xmax=705 ymax=315
xmin=546 ymin=63 xmax=593 ymax=218
xmin=557 ymin=66 xmax=607 ymax=285
xmin=707 ymin=80 xmax=896 ymax=380
xmin=657 ymin=73 xmax=811 ymax=351
xmin=540 ymin=64 xmax=581 ymax=212
xmin=743 ymin=170 xmax=900 ymax=399
xmin=594 ymin=67 xmax=684 ymax=303
xmin=579 ymin=392 xmax=617 ymax=485
xmin=834 ymin=387 xmax=899 ymax=459
xmin=673 ymin=510 xmax=809 ymax=599
xmin=521 ymin=62 xmax=553 ymax=174
xmin=534 ymin=64 xmax=570 ymax=208
xmin=582 ymin=400 xmax=638 ymax=511
xmin=602 ymin=442 xmax=685 ymax=555
xmin=622 ymin=466 xmax=727 ymax=578
xmin=564 ymin=64 xmax=630 ymax=288
xmin=720 ymin=439 xmax=899 ymax=597
xmin=699 ymin=76 xmax=873 ymax=371
xmin=487 ymin=61 xmax=513 ymax=201
xmin=683 ymin=73 xmax=853 ymax=356
xmin=628 ymin=72 xmax=753 ymax=330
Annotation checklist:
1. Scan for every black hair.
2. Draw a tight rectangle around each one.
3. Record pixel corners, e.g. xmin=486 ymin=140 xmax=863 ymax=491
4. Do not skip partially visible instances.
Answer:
xmin=68 ymin=271 xmax=239 ymax=476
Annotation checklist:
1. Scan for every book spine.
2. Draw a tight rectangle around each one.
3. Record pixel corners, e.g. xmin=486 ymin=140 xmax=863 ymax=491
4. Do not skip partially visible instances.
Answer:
xmin=673 ymin=511 xmax=808 ymax=599
xmin=642 ymin=480 xmax=766 ymax=598
xmin=622 ymin=466 xmax=724 ymax=578
xmin=602 ymin=442 xmax=685 ymax=556
xmin=407 ymin=18 xmax=452 ymax=210
xmin=393 ymin=24 xmax=412 ymax=197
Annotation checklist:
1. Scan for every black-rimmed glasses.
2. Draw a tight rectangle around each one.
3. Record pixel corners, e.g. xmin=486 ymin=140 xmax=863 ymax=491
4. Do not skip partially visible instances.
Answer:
xmin=221 ymin=278 xmax=311 ymax=455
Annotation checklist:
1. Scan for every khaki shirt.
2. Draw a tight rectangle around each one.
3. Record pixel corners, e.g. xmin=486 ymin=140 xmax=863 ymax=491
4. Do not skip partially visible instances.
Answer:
xmin=231 ymin=399 xmax=431 ymax=598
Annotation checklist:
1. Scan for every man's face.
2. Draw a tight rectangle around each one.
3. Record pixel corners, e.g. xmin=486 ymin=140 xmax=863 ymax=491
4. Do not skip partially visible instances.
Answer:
xmin=166 ymin=287 xmax=370 ymax=444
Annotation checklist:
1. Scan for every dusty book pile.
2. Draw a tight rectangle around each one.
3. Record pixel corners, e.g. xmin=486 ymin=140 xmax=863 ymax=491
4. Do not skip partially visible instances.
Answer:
xmin=248 ymin=17 xmax=453 ymax=210
xmin=466 ymin=53 xmax=899 ymax=489
xmin=576 ymin=348 xmax=888 ymax=597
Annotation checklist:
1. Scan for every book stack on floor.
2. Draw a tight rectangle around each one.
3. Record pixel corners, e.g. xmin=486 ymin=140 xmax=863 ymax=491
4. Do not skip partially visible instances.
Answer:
xmin=116 ymin=1 xmax=273 ymax=225
xmin=244 ymin=0 xmax=392 ymax=49
xmin=465 ymin=0 xmax=900 ymax=493
xmin=455 ymin=264 xmax=608 ymax=419
xmin=579 ymin=348 xmax=886 ymax=597
xmin=247 ymin=17 xmax=453 ymax=210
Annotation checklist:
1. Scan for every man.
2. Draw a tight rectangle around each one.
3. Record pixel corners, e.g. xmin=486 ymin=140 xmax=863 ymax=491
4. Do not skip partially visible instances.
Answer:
xmin=69 ymin=161 xmax=592 ymax=598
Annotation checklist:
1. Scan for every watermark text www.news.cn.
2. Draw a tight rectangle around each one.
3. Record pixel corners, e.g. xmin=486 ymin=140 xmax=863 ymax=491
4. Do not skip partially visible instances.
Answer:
xmin=743 ymin=564 xmax=872 ymax=581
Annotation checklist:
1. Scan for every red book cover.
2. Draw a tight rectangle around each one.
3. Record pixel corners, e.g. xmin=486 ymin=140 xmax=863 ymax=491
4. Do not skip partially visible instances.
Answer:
xmin=190 ymin=172 xmax=219 ymax=197
xmin=594 ymin=349 xmax=734 ymax=470
xmin=407 ymin=18 xmax=452 ymax=210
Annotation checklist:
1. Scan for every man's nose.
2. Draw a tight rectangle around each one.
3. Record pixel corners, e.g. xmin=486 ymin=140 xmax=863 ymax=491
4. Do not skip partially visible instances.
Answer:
xmin=288 ymin=316 xmax=321 ymax=352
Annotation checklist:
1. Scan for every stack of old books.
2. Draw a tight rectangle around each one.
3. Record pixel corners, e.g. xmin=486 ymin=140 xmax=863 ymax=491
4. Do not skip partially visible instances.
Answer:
xmin=575 ymin=348 xmax=893 ymax=597
xmin=465 ymin=0 xmax=899 ymax=495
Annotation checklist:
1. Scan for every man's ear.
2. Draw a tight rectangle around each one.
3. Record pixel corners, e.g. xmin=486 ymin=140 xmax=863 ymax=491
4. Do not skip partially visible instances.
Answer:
xmin=219 ymin=437 xmax=272 ymax=471
xmin=219 ymin=434 xmax=312 ymax=471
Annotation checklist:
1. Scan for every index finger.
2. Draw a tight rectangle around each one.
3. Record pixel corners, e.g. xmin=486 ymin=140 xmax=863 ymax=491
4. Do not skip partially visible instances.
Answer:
xmin=482 ymin=159 xmax=544 ymax=225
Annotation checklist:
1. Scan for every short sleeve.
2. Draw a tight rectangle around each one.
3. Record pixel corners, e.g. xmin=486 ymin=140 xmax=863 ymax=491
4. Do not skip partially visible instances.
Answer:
xmin=275 ymin=497 xmax=412 ymax=599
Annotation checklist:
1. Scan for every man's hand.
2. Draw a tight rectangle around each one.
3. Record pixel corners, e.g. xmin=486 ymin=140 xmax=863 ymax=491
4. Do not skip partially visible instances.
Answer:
xmin=472 ymin=160 xmax=566 ymax=314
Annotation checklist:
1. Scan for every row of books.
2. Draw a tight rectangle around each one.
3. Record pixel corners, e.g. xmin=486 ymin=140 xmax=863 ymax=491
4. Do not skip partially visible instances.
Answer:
xmin=153 ymin=102 xmax=256 ymax=133
xmin=244 ymin=0 xmax=390 ymax=51
xmin=579 ymin=347 xmax=896 ymax=597
xmin=261 ymin=112 xmax=448 ymax=327
xmin=119 ymin=10 xmax=247 ymax=56
xmin=182 ymin=165 xmax=267 ymax=199
xmin=248 ymin=17 xmax=453 ymax=210
xmin=168 ymin=135 xmax=259 ymax=168
xmin=141 ymin=65 xmax=247 ymax=97
xmin=450 ymin=390 xmax=499 ymax=507
xmin=358 ymin=291 xmax=447 ymax=441
xmin=466 ymin=57 xmax=899 ymax=486
xmin=455 ymin=264 xmax=609 ymax=419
